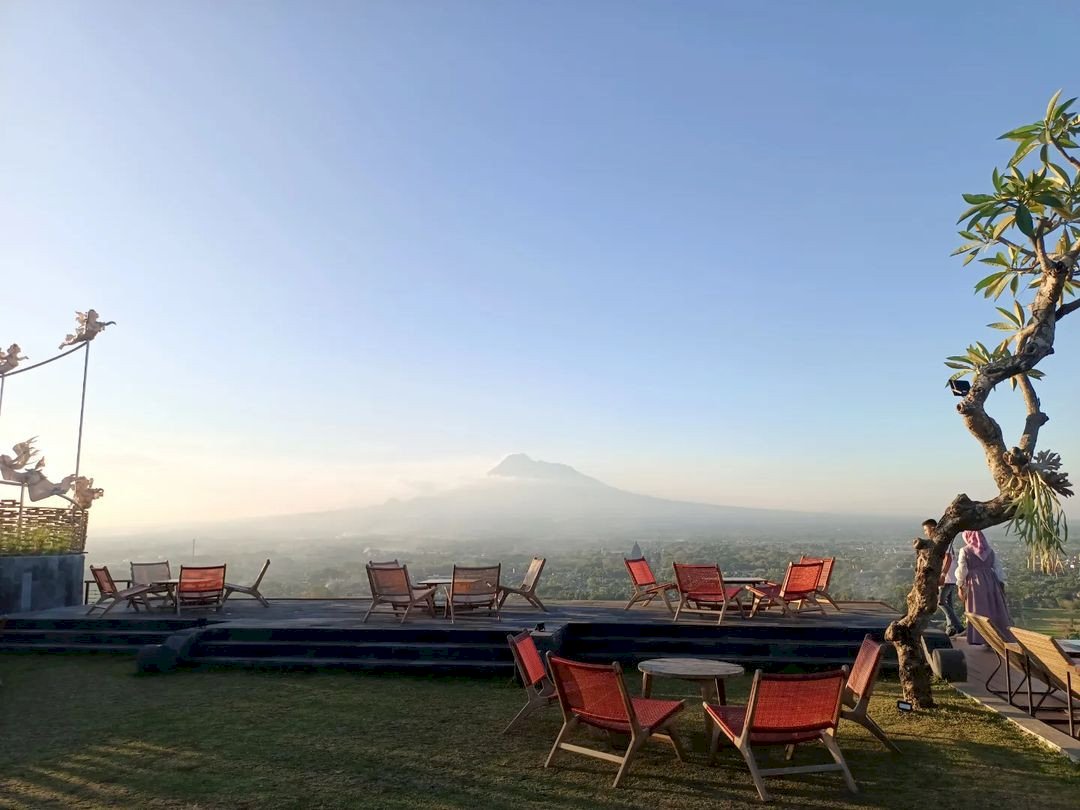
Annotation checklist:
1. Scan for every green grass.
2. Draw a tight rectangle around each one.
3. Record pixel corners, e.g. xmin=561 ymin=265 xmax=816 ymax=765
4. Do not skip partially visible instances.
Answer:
xmin=1011 ymin=607 xmax=1080 ymax=637
xmin=0 ymin=653 xmax=1077 ymax=809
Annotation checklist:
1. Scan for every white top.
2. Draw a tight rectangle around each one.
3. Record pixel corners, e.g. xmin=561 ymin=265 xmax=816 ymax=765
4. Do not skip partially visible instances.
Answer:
xmin=943 ymin=540 xmax=958 ymax=586
xmin=954 ymin=546 xmax=1007 ymax=585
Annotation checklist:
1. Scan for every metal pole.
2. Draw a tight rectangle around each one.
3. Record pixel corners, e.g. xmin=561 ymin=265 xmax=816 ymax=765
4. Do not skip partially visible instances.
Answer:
xmin=75 ymin=343 xmax=90 ymax=477
xmin=0 ymin=374 xmax=5 ymax=420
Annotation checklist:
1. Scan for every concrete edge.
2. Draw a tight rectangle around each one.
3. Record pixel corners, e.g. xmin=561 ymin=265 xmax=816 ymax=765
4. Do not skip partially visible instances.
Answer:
xmin=950 ymin=679 xmax=1080 ymax=764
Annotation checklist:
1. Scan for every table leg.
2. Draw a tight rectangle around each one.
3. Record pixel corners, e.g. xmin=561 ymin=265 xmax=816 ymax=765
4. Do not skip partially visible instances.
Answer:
xmin=641 ymin=671 xmax=652 ymax=698
xmin=715 ymin=677 xmax=727 ymax=705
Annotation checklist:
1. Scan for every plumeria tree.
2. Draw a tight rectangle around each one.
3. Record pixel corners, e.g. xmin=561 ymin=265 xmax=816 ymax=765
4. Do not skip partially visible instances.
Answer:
xmin=885 ymin=91 xmax=1078 ymax=707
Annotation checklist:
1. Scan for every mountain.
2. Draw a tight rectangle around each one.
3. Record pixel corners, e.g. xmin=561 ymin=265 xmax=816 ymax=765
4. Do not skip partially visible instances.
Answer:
xmin=96 ymin=454 xmax=909 ymax=550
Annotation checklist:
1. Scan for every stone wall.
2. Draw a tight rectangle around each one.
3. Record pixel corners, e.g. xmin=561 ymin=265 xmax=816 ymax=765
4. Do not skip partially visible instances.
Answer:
xmin=0 ymin=553 xmax=85 ymax=614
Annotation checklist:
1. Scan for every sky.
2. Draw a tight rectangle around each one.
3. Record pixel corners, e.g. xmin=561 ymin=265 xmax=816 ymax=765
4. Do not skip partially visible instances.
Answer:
xmin=2 ymin=1 xmax=1080 ymax=533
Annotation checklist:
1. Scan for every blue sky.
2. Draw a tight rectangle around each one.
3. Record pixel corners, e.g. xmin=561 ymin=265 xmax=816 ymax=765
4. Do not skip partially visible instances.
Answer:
xmin=2 ymin=1 xmax=1079 ymax=530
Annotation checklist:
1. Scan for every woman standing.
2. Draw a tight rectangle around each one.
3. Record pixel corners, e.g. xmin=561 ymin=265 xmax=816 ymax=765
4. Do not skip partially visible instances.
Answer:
xmin=956 ymin=530 xmax=1014 ymax=644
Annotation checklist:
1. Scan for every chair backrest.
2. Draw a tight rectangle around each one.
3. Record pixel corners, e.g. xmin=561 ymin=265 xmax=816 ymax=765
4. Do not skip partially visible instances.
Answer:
xmin=673 ymin=563 xmax=724 ymax=594
xmin=508 ymin=631 xmax=548 ymax=689
xmin=521 ymin=557 xmax=546 ymax=591
xmin=846 ymin=634 xmax=884 ymax=703
xmin=800 ymin=556 xmax=835 ymax=592
xmin=746 ymin=668 xmax=846 ymax=736
xmin=624 ymin=557 xmax=658 ymax=589
xmin=368 ymin=559 xmax=401 ymax=569
xmin=967 ymin=613 xmax=1012 ymax=659
xmin=251 ymin=558 xmax=271 ymax=589
xmin=1010 ymin=627 xmax=1079 ymax=695
xmin=130 ymin=561 xmax=171 ymax=586
xmin=178 ymin=565 xmax=226 ymax=597
xmin=366 ymin=563 xmax=412 ymax=597
xmin=90 ymin=565 xmax=117 ymax=597
xmin=546 ymin=654 xmax=631 ymax=726
xmin=452 ymin=564 xmax=500 ymax=597
xmin=780 ymin=561 xmax=823 ymax=598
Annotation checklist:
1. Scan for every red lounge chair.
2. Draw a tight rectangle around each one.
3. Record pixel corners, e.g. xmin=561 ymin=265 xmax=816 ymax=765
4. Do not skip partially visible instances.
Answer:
xmin=672 ymin=563 xmax=746 ymax=625
xmin=799 ymin=555 xmax=841 ymax=611
xmin=86 ymin=565 xmax=154 ymax=616
xmin=498 ymin=557 xmax=547 ymax=612
xmin=623 ymin=557 xmax=678 ymax=614
xmin=840 ymin=635 xmax=898 ymax=752
xmin=363 ymin=562 xmax=436 ymax=624
xmin=746 ymin=561 xmax=825 ymax=617
xmin=502 ymin=630 xmax=557 ymax=733
xmin=704 ymin=668 xmax=856 ymax=803
xmin=545 ymin=653 xmax=686 ymax=787
xmin=175 ymin=565 xmax=227 ymax=615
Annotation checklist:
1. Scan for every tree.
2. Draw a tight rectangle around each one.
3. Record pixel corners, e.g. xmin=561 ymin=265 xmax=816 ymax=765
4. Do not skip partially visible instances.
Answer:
xmin=885 ymin=91 xmax=1078 ymax=707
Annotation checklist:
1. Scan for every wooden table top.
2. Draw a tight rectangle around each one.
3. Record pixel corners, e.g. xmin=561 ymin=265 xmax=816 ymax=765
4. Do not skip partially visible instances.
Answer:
xmin=638 ymin=658 xmax=744 ymax=678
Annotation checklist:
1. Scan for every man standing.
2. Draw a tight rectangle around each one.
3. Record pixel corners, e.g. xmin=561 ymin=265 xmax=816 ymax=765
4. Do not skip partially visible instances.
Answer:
xmin=924 ymin=519 xmax=963 ymax=636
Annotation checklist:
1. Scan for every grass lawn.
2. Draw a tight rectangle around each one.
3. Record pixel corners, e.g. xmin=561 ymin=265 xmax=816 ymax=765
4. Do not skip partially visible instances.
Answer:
xmin=1011 ymin=607 xmax=1080 ymax=638
xmin=0 ymin=652 xmax=1077 ymax=809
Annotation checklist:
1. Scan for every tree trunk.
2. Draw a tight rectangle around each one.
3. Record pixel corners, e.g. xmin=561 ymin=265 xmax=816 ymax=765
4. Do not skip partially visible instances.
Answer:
xmin=885 ymin=534 xmax=948 ymax=708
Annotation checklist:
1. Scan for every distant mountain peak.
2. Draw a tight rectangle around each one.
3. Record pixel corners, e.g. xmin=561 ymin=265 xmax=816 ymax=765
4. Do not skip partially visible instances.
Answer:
xmin=487 ymin=453 xmax=601 ymax=485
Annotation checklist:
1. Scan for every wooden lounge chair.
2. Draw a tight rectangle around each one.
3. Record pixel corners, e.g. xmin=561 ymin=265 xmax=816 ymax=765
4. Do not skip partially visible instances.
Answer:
xmin=704 ymin=668 xmax=856 ymax=803
xmin=175 ymin=565 xmax=227 ymax=615
xmin=839 ymin=635 xmax=898 ymax=752
xmin=129 ymin=561 xmax=174 ymax=610
xmin=363 ymin=562 xmax=436 ymax=624
xmin=966 ymin=613 xmax=1034 ymax=707
xmin=623 ymin=557 xmax=678 ymax=614
xmin=1010 ymin=626 xmax=1080 ymax=737
xmin=800 ymin=555 xmax=841 ymax=611
xmin=498 ymin=556 xmax=547 ymax=612
xmin=672 ymin=563 xmax=746 ymax=625
xmin=545 ymin=653 xmax=686 ymax=787
xmin=447 ymin=564 xmax=501 ymax=623
xmin=746 ymin=561 xmax=825 ymax=617
xmin=502 ymin=630 xmax=557 ymax=733
xmin=223 ymin=559 xmax=271 ymax=607
xmin=86 ymin=565 xmax=154 ymax=616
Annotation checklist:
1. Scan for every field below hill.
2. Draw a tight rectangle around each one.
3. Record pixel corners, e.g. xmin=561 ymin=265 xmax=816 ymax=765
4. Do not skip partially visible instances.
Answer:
xmin=0 ymin=652 xmax=1076 ymax=809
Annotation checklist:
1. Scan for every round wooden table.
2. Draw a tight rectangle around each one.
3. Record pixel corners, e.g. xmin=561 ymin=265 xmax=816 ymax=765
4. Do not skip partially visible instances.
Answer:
xmin=638 ymin=657 xmax=744 ymax=705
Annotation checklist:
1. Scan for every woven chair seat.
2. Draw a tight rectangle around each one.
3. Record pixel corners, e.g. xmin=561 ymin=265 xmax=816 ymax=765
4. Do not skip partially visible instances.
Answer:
xmin=384 ymin=587 xmax=436 ymax=605
xmin=688 ymin=586 xmax=743 ymax=603
xmin=705 ymin=704 xmax=823 ymax=745
xmin=575 ymin=697 xmax=683 ymax=733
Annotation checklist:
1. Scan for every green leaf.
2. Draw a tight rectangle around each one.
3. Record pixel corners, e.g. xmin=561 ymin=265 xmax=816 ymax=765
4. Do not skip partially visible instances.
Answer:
xmin=962 ymin=193 xmax=995 ymax=204
xmin=1015 ymin=204 xmax=1035 ymax=237
xmin=1047 ymin=89 xmax=1063 ymax=120
xmin=945 ymin=361 xmax=970 ymax=370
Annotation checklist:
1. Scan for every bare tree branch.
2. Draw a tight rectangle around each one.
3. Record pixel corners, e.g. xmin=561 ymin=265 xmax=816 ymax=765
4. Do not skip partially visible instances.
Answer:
xmin=1016 ymin=375 xmax=1047 ymax=454
xmin=1056 ymin=298 xmax=1080 ymax=320
xmin=1051 ymin=133 xmax=1080 ymax=170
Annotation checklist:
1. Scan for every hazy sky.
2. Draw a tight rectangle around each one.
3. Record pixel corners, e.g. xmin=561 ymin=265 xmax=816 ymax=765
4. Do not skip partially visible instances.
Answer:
xmin=2 ymin=1 xmax=1080 ymax=532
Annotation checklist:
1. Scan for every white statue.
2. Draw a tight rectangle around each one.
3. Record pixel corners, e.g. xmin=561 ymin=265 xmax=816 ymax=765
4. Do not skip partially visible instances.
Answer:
xmin=72 ymin=476 xmax=104 ymax=509
xmin=0 ymin=438 xmax=39 ymax=481
xmin=59 ymin=309 xmax=116 ymax=350
xmin=24 ymin=470 xmax=78 ymax=501
xmin=0 ymin=344 xmax=27 ymax=374
xmin=0 ymin=437 xmax=77 ymax=500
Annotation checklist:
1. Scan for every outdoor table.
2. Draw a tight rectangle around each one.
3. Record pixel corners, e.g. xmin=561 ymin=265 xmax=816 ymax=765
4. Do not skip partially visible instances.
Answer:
xmin=150 ymin=578 xmax=180 ymax=608
xmin=724 ymin=577 xmax=769 ymax=586
xmin=638 ymin=657 xmax=744 ymax=707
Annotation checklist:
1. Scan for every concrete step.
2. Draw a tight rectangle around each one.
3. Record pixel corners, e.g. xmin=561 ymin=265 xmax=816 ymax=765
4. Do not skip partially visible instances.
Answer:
xmin=191 ymin=639 xmax=511 ymax=662
xmin=184 ymin=654 xmax=514 ymax=674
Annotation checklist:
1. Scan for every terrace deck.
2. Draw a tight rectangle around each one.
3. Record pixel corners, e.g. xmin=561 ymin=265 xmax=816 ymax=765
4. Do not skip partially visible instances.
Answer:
xmin=0 ymin=598 xmax=920 ymax=675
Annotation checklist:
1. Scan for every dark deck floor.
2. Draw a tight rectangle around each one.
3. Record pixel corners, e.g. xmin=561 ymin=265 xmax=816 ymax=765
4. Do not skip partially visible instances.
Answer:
xmin=5 ymin=597 xmax=900 ymax=630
